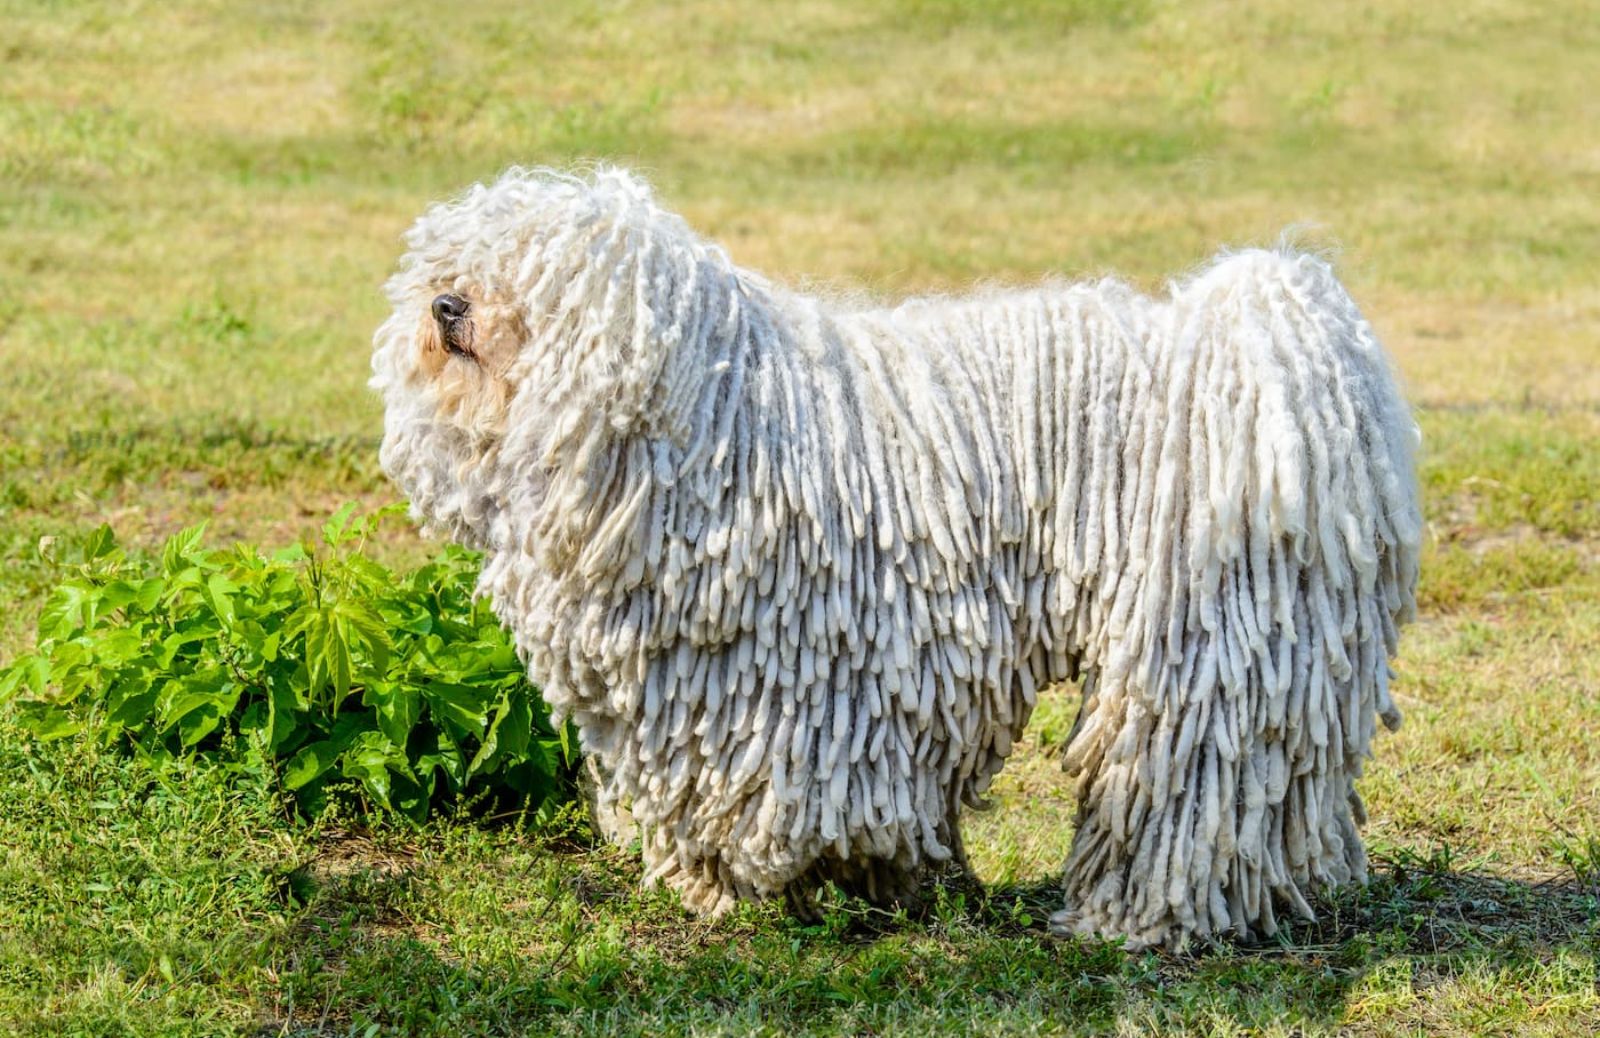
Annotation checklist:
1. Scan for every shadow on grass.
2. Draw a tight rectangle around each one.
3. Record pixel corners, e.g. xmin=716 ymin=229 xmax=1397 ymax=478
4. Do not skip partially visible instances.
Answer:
xmin=251 ymin=839 xmax=1600 ymax=1036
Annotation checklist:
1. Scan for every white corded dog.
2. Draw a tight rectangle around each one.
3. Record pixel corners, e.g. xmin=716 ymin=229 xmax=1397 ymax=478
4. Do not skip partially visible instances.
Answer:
xmin=371 ymin=167 xmax=1420 ymax=949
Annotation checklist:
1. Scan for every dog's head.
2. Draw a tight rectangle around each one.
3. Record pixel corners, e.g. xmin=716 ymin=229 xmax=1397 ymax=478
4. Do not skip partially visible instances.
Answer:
xmin=372 ymin=167 xmax=748 ymax=558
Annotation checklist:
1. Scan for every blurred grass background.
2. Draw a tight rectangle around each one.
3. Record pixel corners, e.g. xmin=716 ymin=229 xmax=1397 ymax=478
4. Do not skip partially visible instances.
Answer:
xmin=1 ymin=0 xmax=1597 ymax=1034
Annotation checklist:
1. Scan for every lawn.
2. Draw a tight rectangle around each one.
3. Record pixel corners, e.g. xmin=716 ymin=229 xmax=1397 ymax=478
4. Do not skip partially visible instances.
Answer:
xmin=1 ymin=0 xmax=1597 ymax=1034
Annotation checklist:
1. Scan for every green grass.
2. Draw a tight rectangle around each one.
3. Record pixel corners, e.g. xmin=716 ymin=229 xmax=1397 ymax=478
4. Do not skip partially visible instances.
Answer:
xmin=2 ymin=0 xmax=1597 ymax=1033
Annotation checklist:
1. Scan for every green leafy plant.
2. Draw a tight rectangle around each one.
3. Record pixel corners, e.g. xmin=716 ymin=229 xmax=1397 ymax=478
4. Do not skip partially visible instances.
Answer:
xmin=0 ymin=505 xmax=579 ymax=823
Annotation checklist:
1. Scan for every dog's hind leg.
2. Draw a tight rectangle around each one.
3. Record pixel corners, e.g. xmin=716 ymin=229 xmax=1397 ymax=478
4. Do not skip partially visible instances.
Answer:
xmin=1051 ymin=250 xmax=1416 ymax=951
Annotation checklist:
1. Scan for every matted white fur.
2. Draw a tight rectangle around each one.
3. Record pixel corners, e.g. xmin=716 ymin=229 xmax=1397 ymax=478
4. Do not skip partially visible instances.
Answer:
xmin=372 ymin=167 xmax=1420 ymax=950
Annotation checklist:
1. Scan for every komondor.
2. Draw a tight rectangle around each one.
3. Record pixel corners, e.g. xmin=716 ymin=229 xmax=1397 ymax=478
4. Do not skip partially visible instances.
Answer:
xmin=371 ymin=167 xmax=1421 ymax=950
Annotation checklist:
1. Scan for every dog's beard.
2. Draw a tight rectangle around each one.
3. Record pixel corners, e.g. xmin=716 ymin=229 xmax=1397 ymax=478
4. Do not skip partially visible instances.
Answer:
xmin=440 ymin=315 xmax=476 ymax=359
xmin=383 ymin=418 xmax=507 ymax=548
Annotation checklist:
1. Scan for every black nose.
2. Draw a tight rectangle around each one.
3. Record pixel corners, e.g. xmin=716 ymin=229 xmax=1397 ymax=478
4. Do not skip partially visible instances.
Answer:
xmin=432 ymin=294 xmax=469 ymax=323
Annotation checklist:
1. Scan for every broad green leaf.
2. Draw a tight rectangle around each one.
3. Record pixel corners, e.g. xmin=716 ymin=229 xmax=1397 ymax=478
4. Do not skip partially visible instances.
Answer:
xmin=156 ymin=627 xmax=211 ymax=669
xmin=135 ymin=577 xmax=165 ymax=612
xmin=94 ymin=626 xmax=147 ymax=665
xmin=338 ymin=598 xmax=393 ymax=660
xmin=343 ymin=554 xmax=393 ymax=589
xmin=100 ymin=580 xmax=141 ymax=611
xmin=391 ymin=771 xmax=434 ymax=824
xmin=322 ymin=502 xmax=359 ymax=547
xmin=369 ymin=683 xmax=420 ymax=748
xmin=331 ymin=603 xmax=391 ymax=686
xmin=388 ymin=605 xmax=433 ymax=636
xmin=345 ymin=755 xmax=390 ymax=805
xmin=162 ymin=523 xmax=209 ymax=573
xmin=470 ymin=687 xmax=532 ymax=779
xmin=271 ymin=542 xmax=309 ymax=563
xmin=300 ymin=610 xmax=331 ymax=699
xmin=105 ymin=676 xmax=155 ymax=724
xmin=0 ymin=656 xmax=49 ymax=700
xmin=282 ymin=717 xmax=366 ymax=790
xmin=419 ymin=727 xmax=467 ymax=791
xmin=158 ymin=674 xmax=231 ymax=738
xmin=502 ymin=757 xmax=552 ymax=801
xmin=17 ymin=701 xmax=84 ymax=741
xmin=105 ymin=686 xmax=159 ymax=731
xmin=38 ymin=584 xmax=91 ymax=641
xmin=528 ymin=737 xmax=557 ymax=778
xmin=279 ymin=603 xmax=318 ymax=644
xmin=340 ymin=730 xmax=414 ymax=809
xmin=50 ymin=641 xmax=98 ymax=702
xmin=482 ymin=643 xmax=521 ymax=672
xmin=83 ymin=523 xmax=118 ymax=561
xmin=162 ymin=566 xmax=205 ymax=601
xmin=326 ymin=614 xmax=353 ymax=704
xmin=205 ymin=573 xmax=238 ymax=626
xmin=176 ymin=687 xmax=241 ymax=747
xmin=238 ymin=701 xmax=266 ymax=735
xmin=422 ymin=683 xmax=490 ymax=737
xmin=267 ymin=677 xmax=306 ymax=752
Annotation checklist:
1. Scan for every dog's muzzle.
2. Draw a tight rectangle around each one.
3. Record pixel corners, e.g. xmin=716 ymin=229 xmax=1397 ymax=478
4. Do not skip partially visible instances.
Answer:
xmin=432 ymin=294 xmax=474 ymax=357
